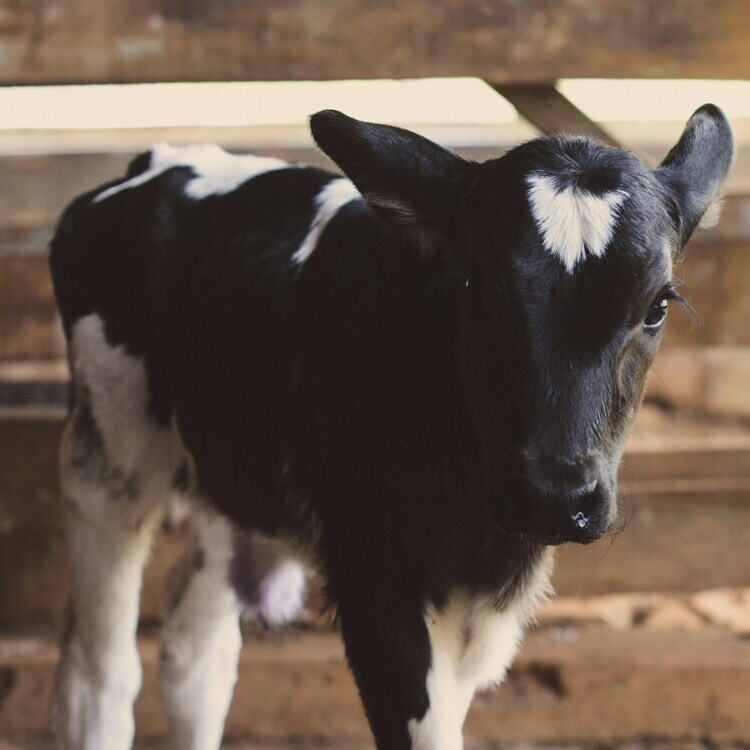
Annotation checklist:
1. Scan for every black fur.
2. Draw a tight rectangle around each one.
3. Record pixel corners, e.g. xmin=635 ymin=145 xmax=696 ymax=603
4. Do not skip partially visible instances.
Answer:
xmin=49 ymin=105 xmax=733 ymax=749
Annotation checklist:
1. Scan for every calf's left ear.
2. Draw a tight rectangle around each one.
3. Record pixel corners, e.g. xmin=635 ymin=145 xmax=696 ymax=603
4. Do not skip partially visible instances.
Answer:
xmin=310 ymin=110 xmax=472 ymax=238
xmin=657 ymin=104 xmax=734 ymax=243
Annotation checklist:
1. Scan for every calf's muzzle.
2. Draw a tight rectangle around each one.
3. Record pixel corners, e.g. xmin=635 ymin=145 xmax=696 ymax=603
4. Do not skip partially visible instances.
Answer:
xmin=493 ymin=449 xmax=615 ymax=545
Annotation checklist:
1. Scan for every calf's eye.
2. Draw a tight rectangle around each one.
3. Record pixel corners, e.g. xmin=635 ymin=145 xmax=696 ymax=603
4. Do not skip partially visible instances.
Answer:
xmin=644 ymin=297 xmax=668 ymax=330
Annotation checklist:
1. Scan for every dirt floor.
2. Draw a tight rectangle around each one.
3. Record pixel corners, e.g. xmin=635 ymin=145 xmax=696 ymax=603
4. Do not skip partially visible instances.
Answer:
xmin=2 ymin=588 xmax=749 ymax=750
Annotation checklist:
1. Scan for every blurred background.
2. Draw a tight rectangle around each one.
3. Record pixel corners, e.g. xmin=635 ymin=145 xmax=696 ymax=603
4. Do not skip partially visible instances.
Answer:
xmin=0 ymin=1 xmax=749 ymax=748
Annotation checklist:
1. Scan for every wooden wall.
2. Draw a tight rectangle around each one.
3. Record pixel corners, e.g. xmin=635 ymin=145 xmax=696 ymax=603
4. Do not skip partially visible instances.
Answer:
xmin=0 ymin=0 xmax=748 ymax=85
xmin=1 ymin=140 xmax=749 ymax=626
xmin=0 ymin=0 xmax=748 ymax=629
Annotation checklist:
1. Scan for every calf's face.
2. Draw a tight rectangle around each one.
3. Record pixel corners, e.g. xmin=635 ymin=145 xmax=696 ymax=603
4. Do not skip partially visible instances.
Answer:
xmin=311 ymin=105 xmax=733 ymax=545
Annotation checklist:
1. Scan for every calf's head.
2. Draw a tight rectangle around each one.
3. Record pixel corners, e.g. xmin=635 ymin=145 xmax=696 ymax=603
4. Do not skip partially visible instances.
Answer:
xmin=311 ymin=105 xmax=733 ymax=545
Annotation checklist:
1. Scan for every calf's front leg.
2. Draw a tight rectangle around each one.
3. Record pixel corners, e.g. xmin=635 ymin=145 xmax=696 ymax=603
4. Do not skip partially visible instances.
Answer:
xmin=337 ymin=591 xmax=434 ymax=750
xmin=337 ymin=590 xmax=475 ymax=750
xmin=337 ymin=583 xmax=527 ymax=750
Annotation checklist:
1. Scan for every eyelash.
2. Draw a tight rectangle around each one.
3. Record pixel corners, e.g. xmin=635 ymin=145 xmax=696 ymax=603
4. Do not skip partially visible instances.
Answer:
xmin=663 ymin=284 xmax=686 ymax=305
xmin=644 ymin=284 xmax=685 ymax=330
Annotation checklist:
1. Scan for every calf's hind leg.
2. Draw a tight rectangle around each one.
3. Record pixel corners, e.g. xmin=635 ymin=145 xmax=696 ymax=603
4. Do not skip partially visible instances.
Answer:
xmin=52 ymin=314 xmax=178 ymax=750
xmin=51 ymin=396 xmax=164 ymax=750
xmin=159 ymin=517 xmax=308 ymax=750
xmin=159 ymin=510 xmax=242 ymax=750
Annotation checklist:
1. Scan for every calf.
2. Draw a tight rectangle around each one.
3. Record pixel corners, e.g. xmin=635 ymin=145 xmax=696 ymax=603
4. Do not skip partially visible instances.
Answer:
xmin=49 ymin=105 xmax=733 ymax=750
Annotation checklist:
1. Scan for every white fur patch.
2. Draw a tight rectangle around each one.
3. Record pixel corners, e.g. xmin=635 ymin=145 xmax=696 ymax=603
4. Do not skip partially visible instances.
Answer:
xmin=526 ymin=173 xmax=628 ymax=273
xmin=94 ymin=142 xmax=290 ymax=203
xmin=408 ymin=553 xmax=554 ymax=750
xmin=257 ymin=560 xmax=307 ymax=626
xmin=53 ymin=314 xmax=178 ymax=750
xmin=698 ymin=193 xmax=723 ymax=229
xmin=51 ymin=499 xmax=163 ymax=750
xmin=56 ymin=314 xmax=244 ymax=750
xmin=662 ymin=236 xmax=675 ymax=261
xmin=408 ymin=594 xmax=522 ymax=750
xmin=292 ymin=178 xmax=361 ymax=264
xmin=70 ymin=314 xmax=178 ymax=483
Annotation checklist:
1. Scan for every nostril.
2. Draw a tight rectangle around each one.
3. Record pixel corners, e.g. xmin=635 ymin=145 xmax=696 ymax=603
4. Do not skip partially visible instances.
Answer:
xmin=516 ymin=449 xmax=601 ymax=502
xmin=567 ymin=481 xmax=600 ymax=530
xmin=566 ymin=480 xmax=597 ymax=501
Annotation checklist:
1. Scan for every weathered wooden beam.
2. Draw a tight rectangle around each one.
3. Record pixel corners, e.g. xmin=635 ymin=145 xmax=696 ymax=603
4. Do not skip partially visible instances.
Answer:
xmin=2 ymin=147 xmax=748 ymax=248
xmin=1 ymin=0 xmax=749 ymax=85
xmin=555 ymin=487 xmax=750 ymax=595
xmin=648 ymin=346 xmax=750 ymax=418
xmin=491 ymin=84 xmax=622 ymax=147
xmin=0 ymin=255 xmax=64 ymax=360
xmin=3 ymin=625 xmax=750 ymax=743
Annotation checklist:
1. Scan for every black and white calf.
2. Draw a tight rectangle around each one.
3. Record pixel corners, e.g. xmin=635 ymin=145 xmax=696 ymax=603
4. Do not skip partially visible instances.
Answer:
xmin=49 ymin=105 xmax=733 ymax=750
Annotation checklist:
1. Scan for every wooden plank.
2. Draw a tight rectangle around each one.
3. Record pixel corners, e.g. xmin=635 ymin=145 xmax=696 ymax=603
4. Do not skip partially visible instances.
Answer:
xmin=0 ymin=144 xmax=512 ymax=237
xmin=0 ymin=1 xmax=749 ymax=85
xmin=0 ymin=413 xmax=63 ymax=534
xmin=1 ymin=146 xmax=749 ymax=244
xmin=0 ymin=412 xmax=62 ymax=626
xmin=623 ymin=437 xmax=750 ymax=484
xmin=667 ymin=239 xmax=750 ymax=347
xmin=0 ymin=255 xmax=64 ymax=360
xmin=0 ymin=152 xmax=133 ymax=228
xmin=648 ymin=346 xmax=750 ymax=418
xmin=0 ymin=528 xmax=68 ymax=627
xmin=1 ymin=409 xmax=749 ymax=627
xmin=3 ymin=626 xmax=750 ymax=744
xmin=0 ymin=360 xmax=68 ymax=405
xmin=491 ymin=84 xmax=623 ymax=148
xmin=554 ymin=488 xmax=750 ymax=596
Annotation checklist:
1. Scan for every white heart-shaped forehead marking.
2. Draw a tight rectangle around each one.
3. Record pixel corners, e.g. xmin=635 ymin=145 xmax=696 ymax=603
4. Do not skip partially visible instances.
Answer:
xmin=526 ymin=172 xmax=629 ymax=273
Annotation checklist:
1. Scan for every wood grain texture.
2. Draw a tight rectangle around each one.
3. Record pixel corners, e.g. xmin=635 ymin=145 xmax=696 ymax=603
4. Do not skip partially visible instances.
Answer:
xmin=1 ymin=408 xmax=749 ymax=626
xmin=0 ymin=0 xmax=748 ymax=85
xmin=492 ymin=84 xmax=623 ymax=147
xmin=0 ymin=255 xmax=64 ymax=361
xmin=2 ymin=626 xmax=750 ymax=744
xmin=648 ymin=346 xmax=750 ymax=418
xmin=554 ymin=487 xmax=750 ymax=596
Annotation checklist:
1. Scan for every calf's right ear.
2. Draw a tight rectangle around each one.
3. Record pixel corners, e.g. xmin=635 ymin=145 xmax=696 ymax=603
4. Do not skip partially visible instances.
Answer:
xmin=657 ymin=104 xmax=734 ymax=244
xmin=310 ymin=110 xmax=472 ymax=238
